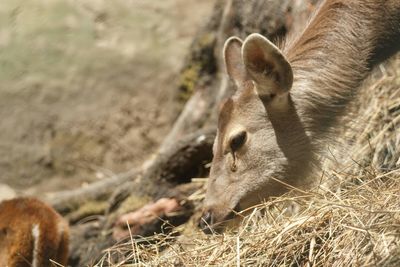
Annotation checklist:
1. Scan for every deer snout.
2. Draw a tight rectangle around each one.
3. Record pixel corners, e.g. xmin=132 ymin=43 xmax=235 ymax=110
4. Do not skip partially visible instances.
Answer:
xmin=198 ymin=205 xmax=238 ymax=234
xmin=198 ymin=210 xmax=214 ymax=234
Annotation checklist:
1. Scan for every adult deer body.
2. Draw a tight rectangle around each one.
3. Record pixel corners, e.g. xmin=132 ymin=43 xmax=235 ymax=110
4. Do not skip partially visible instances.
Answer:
xmin=0 ymin=198 xmax=69 ymax=267
xmin=201 ymin=0 xmax=400 ymax=230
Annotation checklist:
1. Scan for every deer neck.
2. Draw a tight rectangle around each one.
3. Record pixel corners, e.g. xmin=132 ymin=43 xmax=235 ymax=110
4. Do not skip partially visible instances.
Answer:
xmin=283 ymin=0 xmax=399 ymax=139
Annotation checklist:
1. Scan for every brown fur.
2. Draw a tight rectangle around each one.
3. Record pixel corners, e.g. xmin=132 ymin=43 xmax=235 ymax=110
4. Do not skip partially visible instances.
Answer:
xmin=284 ymin=0 xmax=400 ymax=137
xmin=215 ymin=97 xmax=234 ymax=160
xmin=0 ymin=198 xmax=69 ymax=267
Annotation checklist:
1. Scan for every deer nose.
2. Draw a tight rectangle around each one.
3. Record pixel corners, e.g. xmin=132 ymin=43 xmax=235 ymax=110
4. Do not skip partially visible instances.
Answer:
xmin=199 ymin=211 xmax=214 ymax=234
xmin=199 ymin=204 xmax=240 ymax=234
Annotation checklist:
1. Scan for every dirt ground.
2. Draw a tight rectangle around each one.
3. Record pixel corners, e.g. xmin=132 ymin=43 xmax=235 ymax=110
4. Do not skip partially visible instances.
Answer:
xmin=0 ymin=0 xmax=215 ymax=197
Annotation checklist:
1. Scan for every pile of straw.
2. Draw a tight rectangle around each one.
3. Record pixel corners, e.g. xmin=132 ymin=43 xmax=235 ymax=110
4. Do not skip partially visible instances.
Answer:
xmin=97 ymin=55 xmax=400 ymax=266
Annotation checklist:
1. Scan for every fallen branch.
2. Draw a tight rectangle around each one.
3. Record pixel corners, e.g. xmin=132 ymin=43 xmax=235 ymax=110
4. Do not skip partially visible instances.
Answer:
xmin=46 ymin=168 xmax=139 ymax=213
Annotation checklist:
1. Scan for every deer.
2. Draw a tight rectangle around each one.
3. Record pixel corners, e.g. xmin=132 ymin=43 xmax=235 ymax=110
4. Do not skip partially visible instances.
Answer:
xmin=200 ymin=0 xmax=400 ymax=232
xmin=0 ymin=197 xmax=69 ymax=267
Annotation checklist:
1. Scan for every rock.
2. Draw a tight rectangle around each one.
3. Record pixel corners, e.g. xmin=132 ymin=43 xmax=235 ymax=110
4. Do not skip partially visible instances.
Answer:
xmin=0 ymin=184 xmax=16 ymax=202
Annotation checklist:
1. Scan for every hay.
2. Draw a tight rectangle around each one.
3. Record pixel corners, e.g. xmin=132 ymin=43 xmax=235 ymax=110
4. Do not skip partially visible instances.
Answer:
xmin=96 ymin=55 xmax=400 ymax=267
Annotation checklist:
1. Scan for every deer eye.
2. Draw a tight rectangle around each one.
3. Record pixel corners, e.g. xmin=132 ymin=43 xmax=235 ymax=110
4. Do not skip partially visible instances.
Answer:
xmin=229 ymin=131 xmax=247 ymax=152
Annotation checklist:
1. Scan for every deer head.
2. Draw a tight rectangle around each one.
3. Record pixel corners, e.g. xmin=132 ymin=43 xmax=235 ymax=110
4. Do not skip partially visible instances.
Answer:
xmin=200 ymin=34 xmax=314 ymax=232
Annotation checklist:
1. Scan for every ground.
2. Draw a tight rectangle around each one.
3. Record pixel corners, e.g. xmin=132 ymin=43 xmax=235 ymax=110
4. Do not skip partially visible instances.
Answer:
xmin=0 ymin=0 xmax=215 ymax=197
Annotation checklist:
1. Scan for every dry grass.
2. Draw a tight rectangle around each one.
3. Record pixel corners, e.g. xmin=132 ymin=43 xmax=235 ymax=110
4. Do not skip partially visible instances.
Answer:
xmin=95 ymin=55 xmax=400 ymax=267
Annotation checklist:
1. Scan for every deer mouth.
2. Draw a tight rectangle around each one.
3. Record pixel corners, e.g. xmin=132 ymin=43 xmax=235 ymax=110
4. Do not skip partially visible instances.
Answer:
xmin=199 ymin=203 xmax=240 ymax=234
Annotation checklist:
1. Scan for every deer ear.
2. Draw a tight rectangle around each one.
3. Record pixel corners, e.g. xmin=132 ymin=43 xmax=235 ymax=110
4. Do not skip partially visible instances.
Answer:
xmin=242 ymin=33 xmax=293 ymax=97
xmin=223 ymin=37 xmax=247 ymax=87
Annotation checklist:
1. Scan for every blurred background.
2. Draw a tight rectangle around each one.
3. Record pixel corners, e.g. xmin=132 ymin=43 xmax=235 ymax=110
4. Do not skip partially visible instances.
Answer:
xmin=0 ymin=0 xmax=215 ymax=197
